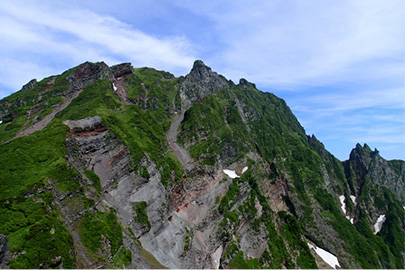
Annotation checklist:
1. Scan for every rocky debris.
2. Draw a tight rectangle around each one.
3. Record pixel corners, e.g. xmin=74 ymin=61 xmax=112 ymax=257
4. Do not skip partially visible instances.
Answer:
xmin=166 ymin=112 xmax=193 ymax=171
xmin=179 ymin=60 xmax=228 ymax=111
xmin=21 ymin=78 xmax=38 ymax=91
xmin=238 ymin=223 xmax=267 ymax=259
xmin=0 ymin=235 xmax=10 ymax=268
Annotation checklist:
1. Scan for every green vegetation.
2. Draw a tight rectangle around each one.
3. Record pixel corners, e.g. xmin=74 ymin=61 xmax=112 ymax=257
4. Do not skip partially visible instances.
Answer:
xmin=378 ymin=189 xmax=405 ymax=269
xmin=1 ymin=196 xmax=76 ymax=268
xmin=85 ymin=169 xmax=102 ymax=192
xmin=228 ymin=251 xmax=260 ymax=269
xmin=178 ymin=94 xmax=252 ymax=165
xmin=140 ymin=166 xmax=150 ymax=179
xmin=278 ymin=211 xmax=317 ymax=269
xmin=79 ymin=209 xmax=123 ymax=256
xmin=182 ymin=227 xmax=193 ymax=255
xmin=218 ymin=179 xmax=240 ymax=213
xmin=8 ymin=214 xmax=75 ymax=269
xmin=107 ymin=247 xmax=132 ymax=268
xmin=159 ymin=152 xmax=184 ymax=188
xmin=0 ymin=121 xmax=70 ymax=199
xmin=133 ymin=201 xmax=151 ymax=230
xmin=314 ymin=188 xmax=398 ymax=268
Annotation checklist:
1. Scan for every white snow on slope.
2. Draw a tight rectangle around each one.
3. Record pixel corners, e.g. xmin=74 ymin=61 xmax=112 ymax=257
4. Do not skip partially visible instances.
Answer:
xmin=350 ymin=195 xmax=356 ymax=204
xmin=112 ymin=83 xmax=117 ymax=91
xmin=0 ymin=120 xmax=2 ymax=124
xmin=308 ymin=242 xmax=340 ymax=269
xmin=242 ymin=166 xmax=248 ymax=174
xmin=339 ymin=195 xmax=354 ymax=223
xmin=223 ymin=169 xmax=238 ymax=179
xmin=374 ymin=214 xmax=386 ymax=234
xmin=223 ymin=166 xmax=248 ymax=179
xmin=339 ymin=195 xmax=346 ymax=214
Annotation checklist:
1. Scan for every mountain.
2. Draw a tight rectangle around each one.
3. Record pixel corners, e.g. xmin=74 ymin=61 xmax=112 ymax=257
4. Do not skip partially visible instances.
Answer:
xmin=0 ymin=60 xmax=403 ymax=269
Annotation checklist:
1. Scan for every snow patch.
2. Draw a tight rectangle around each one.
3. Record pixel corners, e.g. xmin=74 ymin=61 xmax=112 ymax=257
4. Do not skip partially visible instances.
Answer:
xmin=242 ymin=166 xmax=248 ymax=174
xmin=350 ymin=195 xmax=356 ymax=204
xmin=308 ymin=242 xmax=340 ymax=269
xmin=112 ymin=83 xmax=117 ymax=91
xmin=340 ymin=195 xmax=354 ymax=222
xmin=223 ymin=166 xmax=248 ymax=179
xmin=223 ymin=169 xmax=238 ymax=179
xmin=339 ymin=195 xmax=346 ymax=214
xmin=0 ymin=120 xmax=2 ymax=125
xmin=374 ymin=214 xmax=386 ymax=234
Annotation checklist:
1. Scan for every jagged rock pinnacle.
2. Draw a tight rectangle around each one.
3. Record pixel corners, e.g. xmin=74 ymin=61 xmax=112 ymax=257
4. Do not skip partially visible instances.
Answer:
xmin=179 ymin=60 xmax=228 ymax=111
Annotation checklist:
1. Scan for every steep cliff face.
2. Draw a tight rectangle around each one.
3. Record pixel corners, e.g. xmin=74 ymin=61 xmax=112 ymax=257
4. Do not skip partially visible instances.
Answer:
xmin=0 ymin=60 xmax=403 ymax=269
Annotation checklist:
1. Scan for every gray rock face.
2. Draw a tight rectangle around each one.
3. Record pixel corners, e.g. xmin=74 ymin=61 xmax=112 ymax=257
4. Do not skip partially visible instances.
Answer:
xmin=345 ymin=143 xmax=405 ymax=204
xmin=64 ymin=115 xmax=103 ymax=132
xmin=179 ymin=60 xmax=228 ymax=111
xmin=0 ymin=235 xmax=10 ymax=268
xmin=21 ymin=78 xmax=38 ymax=91
xmin=111 ymin=63 xmax=133 ymax=78
xmin=66 ymin=62 xmax=114 ymax=93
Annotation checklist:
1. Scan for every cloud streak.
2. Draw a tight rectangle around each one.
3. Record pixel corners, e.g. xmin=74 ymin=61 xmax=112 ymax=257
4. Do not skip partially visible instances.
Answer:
xmin=173 ymin=0 xmax=404 ymax=89
xmin=0 ymin=0 xmax=196 ymax=96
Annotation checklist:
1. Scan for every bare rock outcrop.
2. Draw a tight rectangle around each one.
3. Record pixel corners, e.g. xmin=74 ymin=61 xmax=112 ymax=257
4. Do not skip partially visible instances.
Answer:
xmin=179 ymin=60 xmax=228 ymax=111
xmin=0 ymin=235 xmax=10 ymax=268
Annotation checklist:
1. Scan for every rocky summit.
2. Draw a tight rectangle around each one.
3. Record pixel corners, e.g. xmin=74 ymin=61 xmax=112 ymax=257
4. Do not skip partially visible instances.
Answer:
xmin=0 ymin=60 xmax=403 ymax=269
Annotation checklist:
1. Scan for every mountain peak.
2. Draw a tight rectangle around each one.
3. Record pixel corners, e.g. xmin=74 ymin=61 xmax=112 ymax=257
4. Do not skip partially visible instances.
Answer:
xmin=188 ymin=59 xmax=215 ymax=82
xmin=192 ymin=59 xmax=206 ymax=69
xmin=179 ymin=60 xmax=228 ymax=110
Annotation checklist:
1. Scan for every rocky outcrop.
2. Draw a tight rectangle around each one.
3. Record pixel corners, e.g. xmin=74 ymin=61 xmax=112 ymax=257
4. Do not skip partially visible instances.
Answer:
xmin=64 ymin=115 xmax=104 ymax=133
xmin=0 ymin=235 xmax=10 ymax=268
xmin=21 ymin=78 xmax=38 ymax=91
xmin=66 ymin=62 xmax=114 ymax=93
xmin=345 ymin=143 xmax=404 ymax=204
xmin=111 ymin=63 xmax=133 ymax=78
xmin=179 ymin=60 xmax=228 ymax=111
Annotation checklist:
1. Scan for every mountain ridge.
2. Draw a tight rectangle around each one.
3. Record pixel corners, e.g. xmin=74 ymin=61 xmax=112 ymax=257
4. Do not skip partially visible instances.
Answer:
xmin=0 ymin=60 xmax=403 ymax=269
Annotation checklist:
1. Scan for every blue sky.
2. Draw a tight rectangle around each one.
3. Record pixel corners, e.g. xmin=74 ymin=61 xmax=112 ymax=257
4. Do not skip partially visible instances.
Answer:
xmin=0 ymin=0 xmax=404 ymax=161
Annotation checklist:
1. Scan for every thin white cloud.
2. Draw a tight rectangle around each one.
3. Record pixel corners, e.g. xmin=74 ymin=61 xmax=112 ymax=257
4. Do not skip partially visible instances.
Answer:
xmin=0 ymin=1 xmax=196 ymax=97
xmin=292 ymin=87 xmax=405 ymax=113
xmin=176 ymin=0 xmax=404 ymax=88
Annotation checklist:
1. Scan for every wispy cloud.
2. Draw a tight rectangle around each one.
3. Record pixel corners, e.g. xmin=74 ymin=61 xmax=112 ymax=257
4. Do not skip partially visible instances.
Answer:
xmin=176 ymin=0 xmax=404 ymax=88
xmin=0 ymin=1 xmax=196 ymax=96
